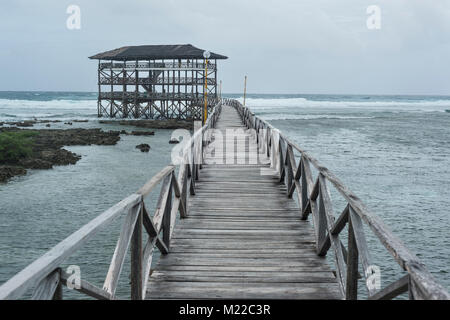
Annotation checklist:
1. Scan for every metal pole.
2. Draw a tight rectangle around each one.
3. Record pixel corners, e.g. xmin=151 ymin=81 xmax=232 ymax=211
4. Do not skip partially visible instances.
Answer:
xmin=203 ymin=58 xmax=208 ymax=125
xmin=243 ymin=75 xmax=247 ymax=107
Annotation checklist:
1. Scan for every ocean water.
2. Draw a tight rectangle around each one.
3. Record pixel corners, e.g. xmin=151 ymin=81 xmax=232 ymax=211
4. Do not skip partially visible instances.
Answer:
xmin=1 ymin=92 xmax=450 ymax=298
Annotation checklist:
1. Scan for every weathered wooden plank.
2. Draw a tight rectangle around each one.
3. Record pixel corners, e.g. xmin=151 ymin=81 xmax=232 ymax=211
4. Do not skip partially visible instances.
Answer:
xmin=162 ymin=177 xmax=173 ymax=248
xmin=168 ymin=247 xmax=317 ymax=253
xmin=146 ymin=282 xmax=342 ymax=300
xmin=156 ymin=257 xmax=329 ymax=267
xmin=141 ymin=235 xmax=158 ymax=299
xmin=142 ymin=204 xmax=168 ymax=255
xmin=177 ymin=222 xmax=309 ymax=230
xmin=130 ymin=207 xmax=143 ymax=300
xmin=31 ymin=269 xmax=61 ymax=300
xmin=318 ymin=174 xmax=347 ymax=297
xmin=369 ymin=275 xmax=409 ymax=300
xmin=103 ymin=201 xmax=142 ymax=296
xmin=60 ymin=270 xmax=114 ymax=300
xmin=172 ymin=229 xmax=315 ymax=236
xmin=331 ymin=204 xmax=349 ymax=235
xmin=150 ymin=271 xmax=337 ymax=283
xmin=348 ymin=206 xmax=376 ymax=296
xmin=163 ymin=252 xmax=321 ymax=259
xmin=345 ymin=215 xmax=359 ymax=300
xmin=182 ymin=216 xmax=304 ymax=222
xmin=169 ymin=240 xmax=316 ymax=249
xmin=156 ymin=265 xmax=334 ymax=273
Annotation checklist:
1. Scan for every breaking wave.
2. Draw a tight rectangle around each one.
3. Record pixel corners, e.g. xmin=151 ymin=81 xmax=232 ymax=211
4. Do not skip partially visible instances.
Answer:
xmin=236 ymin=97 xmax=450 ymax=113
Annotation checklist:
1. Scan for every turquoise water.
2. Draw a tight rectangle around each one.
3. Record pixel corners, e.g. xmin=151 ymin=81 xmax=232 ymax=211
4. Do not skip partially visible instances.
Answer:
xmin=1 ymin=92 xmax=449 ymax=297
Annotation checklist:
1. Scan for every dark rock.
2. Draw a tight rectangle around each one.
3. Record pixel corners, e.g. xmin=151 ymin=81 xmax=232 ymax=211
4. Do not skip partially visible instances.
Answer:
xmin=15 ymin=121 xmax=35 ymax=127
xmin=38 ymin=120 xmax=61 ymax=123
xmin=73 ymin=119 xmax=88 ymax=123
xmin=64 ymin=122 xmax=73 ymax=125
xmin=19 ymin=158 xmax=53 ymax=169
xmin=169 ymin=138 xmax=180 ymax=144
xmin=120 ymin=130 xmax=127 ymax=134
xmin=31 ymin=128 xmax=121 ymax=148
xmin=130 ymin=131 xmax=155 ymax=136
xmin=136 ymin=143 xmax=151 ymax=152
xmin=38 ymin=149 xmax=81 ymax=166
xmin=0 ymin=166 xmax=27 ymax=183
xmin=1 ymin=119 xmax=63 ymax=127
xmin=45 ymin=124 xmax=51 ymax=127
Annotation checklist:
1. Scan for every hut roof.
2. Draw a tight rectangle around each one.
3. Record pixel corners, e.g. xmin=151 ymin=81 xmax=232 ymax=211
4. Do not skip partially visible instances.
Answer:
xmin=89 ymin=44 xmax=228 ymax=61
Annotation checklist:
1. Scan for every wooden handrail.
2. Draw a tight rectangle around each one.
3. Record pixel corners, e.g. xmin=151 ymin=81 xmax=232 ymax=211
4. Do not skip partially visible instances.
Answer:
xmin=0 ymin=102 xmax=223 ymax=300
xmin=226 ymin=98 xmax=450 ymax=300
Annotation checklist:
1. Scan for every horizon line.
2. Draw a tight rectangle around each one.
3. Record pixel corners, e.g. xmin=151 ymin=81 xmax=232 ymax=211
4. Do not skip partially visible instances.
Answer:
xmin=0 ymin=90 xmax=450 ymax=98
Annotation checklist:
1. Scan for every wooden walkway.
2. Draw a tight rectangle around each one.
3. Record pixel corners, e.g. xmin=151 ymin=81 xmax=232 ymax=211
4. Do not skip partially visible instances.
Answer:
xmin=146 ymin=105 xmax=342 ymax=299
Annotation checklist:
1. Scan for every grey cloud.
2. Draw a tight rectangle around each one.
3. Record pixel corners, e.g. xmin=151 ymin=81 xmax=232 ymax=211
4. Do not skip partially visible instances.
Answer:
xmin=0 ymin=0 xmax=449 ymax=94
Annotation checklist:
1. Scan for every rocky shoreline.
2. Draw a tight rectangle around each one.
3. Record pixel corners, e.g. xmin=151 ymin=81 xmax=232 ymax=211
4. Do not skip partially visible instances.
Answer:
xmin=0 ymin=119 xmax=89 ymax=128
xmin=0 ymin=118 xmax=193 ymax=183
xmin=0 ymin=118 xmax=193 ymax=130
xmin=0 ymin=128 xmax=120 ymax=183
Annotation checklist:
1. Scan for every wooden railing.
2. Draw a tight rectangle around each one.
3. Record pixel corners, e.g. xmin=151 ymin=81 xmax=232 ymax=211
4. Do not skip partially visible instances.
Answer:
xmin=0 ymin=103 xmax=222 ymax=300
xmin=99 ymin=77 xmax=216 ymax=86
xmin=225 ymin=98 xmax=450 ymax=300
xmin=100 ymin=61 xmax=216 ymax=71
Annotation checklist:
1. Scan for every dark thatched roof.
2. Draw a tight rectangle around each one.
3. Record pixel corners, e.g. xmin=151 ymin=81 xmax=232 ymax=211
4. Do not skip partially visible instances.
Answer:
xmin=89 ymin=44 xmax=227 ymax=61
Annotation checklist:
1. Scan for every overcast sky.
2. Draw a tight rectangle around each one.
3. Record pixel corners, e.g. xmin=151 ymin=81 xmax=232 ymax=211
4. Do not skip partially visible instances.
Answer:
xmin=1 ymin=0 xmax=450 ymax=94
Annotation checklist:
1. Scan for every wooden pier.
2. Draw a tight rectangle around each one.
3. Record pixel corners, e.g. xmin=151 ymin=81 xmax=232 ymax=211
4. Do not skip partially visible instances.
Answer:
xmin=146 ymin=105 xmax=341 ymax=299
xmin=0 ymin=100 xmax=449 ymax=300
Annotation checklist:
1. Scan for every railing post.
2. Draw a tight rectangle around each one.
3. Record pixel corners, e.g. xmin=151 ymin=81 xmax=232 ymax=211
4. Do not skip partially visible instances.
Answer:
xmin=317 ymin=180 xmax=329 ymax=254
xmin=194 ymin=134 xmax=200 ymax=181
xmin=300 ymin=156 xmax=313 ymax=219
xmin=346 ymin=214 xmax=359 ymax=300
xmin=130 ymin=204 xmax=143 ymax=300
xmin=286 ymin=146 xmax=294 ymax=197
xmin=162 ymin=179 xmax=173 ymax=248
xmin=53 ymin=268 xmax=63 ymax=300
xmin=182 ymin=163 xmax=189 ymax=217
xmin=278 ymin=138 xmax=285 ymax=182
xmin=200 ymin=129 xmax=204 ymax=170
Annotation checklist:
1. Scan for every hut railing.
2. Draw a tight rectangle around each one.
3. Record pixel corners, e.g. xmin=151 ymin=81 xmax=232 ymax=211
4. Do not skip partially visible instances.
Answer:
xmin=100 ymin=61 xmax=216 ymax=71
xmin=225 ymin=98 xmax=450 ymax=300
xmin=99 ymin=92 xmax=219 ymax=106
xmin=100 ymin=77 xmax=216 ymax=86
xmin=0 ymin=103 xmax=222 ymax=300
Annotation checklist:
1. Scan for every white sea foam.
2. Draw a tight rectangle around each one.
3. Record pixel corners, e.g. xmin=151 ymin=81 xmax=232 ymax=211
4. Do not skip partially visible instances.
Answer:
xmin=1 ymin=95 xmax=450 ymax=122
xmin=0 ymin=99 xmax=97 ymax=120
xmin=0 ymin=98 xmax=96 ymax=110
xmin=236 ymin=97 xmax=450 ymax=112
xmin=259 ymin=114 xmax=376 ymax=121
